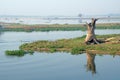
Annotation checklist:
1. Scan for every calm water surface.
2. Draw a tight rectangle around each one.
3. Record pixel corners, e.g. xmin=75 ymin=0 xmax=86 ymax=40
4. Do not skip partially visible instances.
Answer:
xmin=1 ymin=16 xmax=120 ymax=24
xmin=0 ymin=30 xmax=120 ymax=80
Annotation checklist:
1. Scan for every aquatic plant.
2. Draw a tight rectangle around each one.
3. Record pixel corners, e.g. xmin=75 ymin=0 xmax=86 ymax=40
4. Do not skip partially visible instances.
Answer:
xmin=5 ymin=50 xmax=25 ymax=56
xmin=5 ymin=50 xmax=34 ymax=56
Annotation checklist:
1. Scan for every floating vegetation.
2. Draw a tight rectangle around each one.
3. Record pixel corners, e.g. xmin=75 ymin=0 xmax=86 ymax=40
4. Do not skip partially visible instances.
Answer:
xmin=5 ymin=50 xmax=34 ymax=57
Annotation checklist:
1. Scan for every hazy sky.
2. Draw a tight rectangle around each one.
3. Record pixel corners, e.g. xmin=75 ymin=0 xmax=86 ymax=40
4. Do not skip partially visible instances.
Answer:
xmin=0 ymin=0 xmax=120 ymax=16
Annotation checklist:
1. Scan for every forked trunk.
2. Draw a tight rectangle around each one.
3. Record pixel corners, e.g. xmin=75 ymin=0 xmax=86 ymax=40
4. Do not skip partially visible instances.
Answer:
xmin=85 ymin=18 xmax=100 ymax=44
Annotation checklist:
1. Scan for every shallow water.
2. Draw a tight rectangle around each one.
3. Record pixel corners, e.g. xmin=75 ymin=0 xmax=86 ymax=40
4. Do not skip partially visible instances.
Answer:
xmin=0 ymin=30 xmax=120 ymax=80
xmin=0 ymin=16 xmax=120 ymax=24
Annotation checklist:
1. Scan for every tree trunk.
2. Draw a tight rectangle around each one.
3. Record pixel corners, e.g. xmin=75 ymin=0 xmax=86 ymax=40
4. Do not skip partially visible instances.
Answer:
xmin=85 ymin=18 xmax=100 ymax=44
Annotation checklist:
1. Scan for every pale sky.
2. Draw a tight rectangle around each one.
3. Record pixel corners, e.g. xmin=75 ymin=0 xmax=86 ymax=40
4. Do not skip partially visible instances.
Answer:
xmin=0 ymin=0 xmax=120 ymax=16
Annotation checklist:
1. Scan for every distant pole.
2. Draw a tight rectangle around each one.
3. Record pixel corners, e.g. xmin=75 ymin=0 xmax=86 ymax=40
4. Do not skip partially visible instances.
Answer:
xmin=78 ymin=13 xmax=82 ymax=23
xmin=107 ymin=16 xmax=110 ymax=22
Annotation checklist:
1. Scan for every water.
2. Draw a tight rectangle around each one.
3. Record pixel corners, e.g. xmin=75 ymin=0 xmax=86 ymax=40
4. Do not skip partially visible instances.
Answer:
xmin=0 ymin=16 xmax=120 ymax=24
xmin=0 ymin=30 xmax=120 ymax=80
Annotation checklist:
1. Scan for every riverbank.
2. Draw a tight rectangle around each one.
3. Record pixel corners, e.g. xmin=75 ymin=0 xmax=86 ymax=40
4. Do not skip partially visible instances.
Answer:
xmin=1 ymin=23 xmax=120 ymax=32
xmin=20 ymin=34 xmax=120 ymax=55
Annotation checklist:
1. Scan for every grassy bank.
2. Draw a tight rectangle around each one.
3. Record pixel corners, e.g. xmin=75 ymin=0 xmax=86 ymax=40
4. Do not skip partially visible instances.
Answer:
xmin=1 ymin=23 xmax=120 ymax=32
xmin=20 ymin=34 xmax=120 ymax=55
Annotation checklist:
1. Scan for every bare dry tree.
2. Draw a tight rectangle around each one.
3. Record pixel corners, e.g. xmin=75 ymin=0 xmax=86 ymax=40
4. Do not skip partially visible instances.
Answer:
xmin=85 ymin=18 xmax=100 ymax=44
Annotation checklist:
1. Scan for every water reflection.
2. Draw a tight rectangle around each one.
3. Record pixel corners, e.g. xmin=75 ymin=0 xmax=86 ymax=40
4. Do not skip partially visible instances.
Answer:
xmin=5 ymin=50 xmax=97 ymax=75
xmin=86 ymin=52 xmax=96 ymax=74
xmin=0 ymin=32 xmax=4 ymax=41
xmin=4 ymin=50 xmax=120 ymax=77
xmin=0 ymin=31 xmax=3 ymax=36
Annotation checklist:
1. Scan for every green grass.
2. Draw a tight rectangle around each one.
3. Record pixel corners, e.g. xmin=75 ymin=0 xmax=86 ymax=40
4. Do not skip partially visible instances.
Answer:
xmin=5 ymin=50 xmax=34 ymax=57
xmin=20 ymin=34 xmax=120 ymax=55
xmin=5 ymin=50 xmax=25 ymax=56
xmin=1 ymin=23 xmax=120 ymax=32
xmin=71 ymin=47 xmax=85 ymax=55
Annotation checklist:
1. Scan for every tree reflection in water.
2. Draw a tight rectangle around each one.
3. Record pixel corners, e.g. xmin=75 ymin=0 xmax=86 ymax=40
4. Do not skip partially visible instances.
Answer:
xmin=0 ymin=32 xmax=4 ymax=39
xmin=86 ymin=52 xmax=96 ymax=74
xmin=5 ymin=49 xmax=97 ymax=75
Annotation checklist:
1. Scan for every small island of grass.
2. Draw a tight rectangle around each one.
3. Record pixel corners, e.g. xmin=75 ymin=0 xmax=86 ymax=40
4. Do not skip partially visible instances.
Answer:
xmin=5 ymin=50 xmax=34 ymax=57
xmin=19 ymin=34 xmax=120 ymax=55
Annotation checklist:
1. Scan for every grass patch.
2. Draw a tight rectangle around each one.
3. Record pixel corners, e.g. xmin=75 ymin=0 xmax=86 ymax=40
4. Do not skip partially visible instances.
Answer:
xmin=20 ymin=34 xmax=120 ymax=55
xmin=71 ymin=47 xmax=85 ymax=55
xmin=5 ymin=50 xmax=34 ymax=57
xmin=1 ymin=23 xmax=120 ymax=32
xmin=50 ymin=48 xmax=57 ymax=53
xmin=5 ymin=50 xmax=25 ymax=56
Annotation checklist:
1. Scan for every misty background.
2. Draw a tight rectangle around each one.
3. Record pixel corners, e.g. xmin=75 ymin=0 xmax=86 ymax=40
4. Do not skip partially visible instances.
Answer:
xmin=0 ymin=0 xmax=120 ymax=16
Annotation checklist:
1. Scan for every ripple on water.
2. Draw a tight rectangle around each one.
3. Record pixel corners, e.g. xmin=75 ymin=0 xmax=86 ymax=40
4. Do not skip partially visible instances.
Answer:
xmin=0 ymin=30 xmax=120 ymax=80
xmin=0 ymin=52 xmax=80 ymax=72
